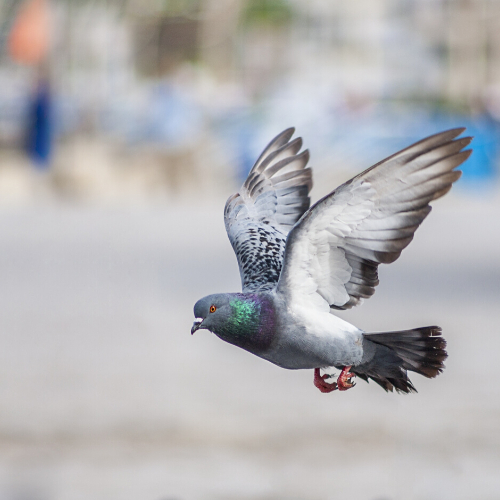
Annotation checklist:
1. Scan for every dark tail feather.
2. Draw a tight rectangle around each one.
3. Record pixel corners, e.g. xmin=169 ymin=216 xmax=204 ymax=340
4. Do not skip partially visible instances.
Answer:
xmin=353 ymin=326 xmax=447 ymax=394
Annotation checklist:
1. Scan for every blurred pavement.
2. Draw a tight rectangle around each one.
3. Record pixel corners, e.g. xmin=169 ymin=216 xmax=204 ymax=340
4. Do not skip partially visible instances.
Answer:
xmin=0 ymin=191 xmax=499 ymax=500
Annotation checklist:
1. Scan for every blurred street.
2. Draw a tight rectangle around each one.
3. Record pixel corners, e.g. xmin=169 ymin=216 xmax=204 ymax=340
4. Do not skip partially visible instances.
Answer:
xmin=0 ymin=190 xmax=498 ymax=500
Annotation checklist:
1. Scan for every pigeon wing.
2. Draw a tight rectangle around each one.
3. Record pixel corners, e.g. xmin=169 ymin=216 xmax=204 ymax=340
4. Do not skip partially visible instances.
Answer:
xmin=277 ymin=128 xmax=472 ymax=310
xmin=225 ymin=128 xmax=312 ymax=292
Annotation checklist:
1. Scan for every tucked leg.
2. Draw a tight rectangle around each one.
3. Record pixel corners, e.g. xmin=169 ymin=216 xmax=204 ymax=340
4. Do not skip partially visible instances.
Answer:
xmin=314 ymin=368 xmax=338 ymax=393
xmin=337 ymin=365 xmax=356 ymax=391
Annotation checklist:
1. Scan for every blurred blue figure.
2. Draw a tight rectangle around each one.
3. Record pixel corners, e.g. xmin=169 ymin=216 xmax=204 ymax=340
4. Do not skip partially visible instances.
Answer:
xmin=26 ymin=76 xmax=52 ymax=168
xmin=216 ymin=110 xmax=256 ymax=182
xmin=415 ymin=112 xmax=499 ymax=188
xmin=145 ymin=83 xmax=202 ymax=147
xmin=459 ymin=115 xmax=499 ymax=186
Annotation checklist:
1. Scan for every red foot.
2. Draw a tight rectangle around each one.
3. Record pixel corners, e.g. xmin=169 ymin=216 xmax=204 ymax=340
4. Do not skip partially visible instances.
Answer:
xmin=337 ymin=365 xmax=356 ymax=391
xmin=314 ymin=368 xmax=337 ymax=393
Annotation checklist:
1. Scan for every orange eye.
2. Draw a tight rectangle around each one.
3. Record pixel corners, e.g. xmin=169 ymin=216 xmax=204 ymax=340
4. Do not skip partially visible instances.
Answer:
xmin=209 ymin=305 xmax=216 ymax=313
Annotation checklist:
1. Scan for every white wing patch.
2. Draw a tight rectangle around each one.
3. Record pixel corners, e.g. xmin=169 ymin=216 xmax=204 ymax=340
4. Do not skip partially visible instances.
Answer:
xmin=277 ymin=128 xmax=472 ymax=311
xmin=284 ymin=181 xmax=375 ymax=310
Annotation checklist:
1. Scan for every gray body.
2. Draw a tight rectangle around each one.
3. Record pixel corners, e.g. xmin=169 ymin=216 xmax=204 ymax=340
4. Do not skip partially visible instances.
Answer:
xmin=258 ymin=291 xmax=365 ymax=370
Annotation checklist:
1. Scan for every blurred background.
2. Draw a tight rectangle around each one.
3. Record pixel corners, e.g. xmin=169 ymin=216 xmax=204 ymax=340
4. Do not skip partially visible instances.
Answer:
xmin=0 ymin=0 xmax=499 ymax=499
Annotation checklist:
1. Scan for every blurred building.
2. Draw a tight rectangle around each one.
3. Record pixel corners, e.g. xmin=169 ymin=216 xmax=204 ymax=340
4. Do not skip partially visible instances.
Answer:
xmin=0 ymin=0 xmax=498 ymax=200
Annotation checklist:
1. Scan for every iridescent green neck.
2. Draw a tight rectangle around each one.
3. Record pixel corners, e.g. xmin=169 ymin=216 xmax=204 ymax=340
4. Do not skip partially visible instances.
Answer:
xmin=216 ymin=294 xmax=275 ymax=353
xmin=230 ymin=297 xmax=260 ymax=329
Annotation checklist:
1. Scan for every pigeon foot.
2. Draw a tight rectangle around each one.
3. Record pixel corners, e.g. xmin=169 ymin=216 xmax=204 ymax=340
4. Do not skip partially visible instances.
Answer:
xmin=314 ymin=368 xmax=338 ymax=393
xmin=337 ymin=365 xmax=356 ymax=391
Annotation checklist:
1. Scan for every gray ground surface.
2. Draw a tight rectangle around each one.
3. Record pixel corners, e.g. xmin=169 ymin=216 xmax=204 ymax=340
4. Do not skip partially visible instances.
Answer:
xmin=0 ymin=192 xmax=499 ymax=500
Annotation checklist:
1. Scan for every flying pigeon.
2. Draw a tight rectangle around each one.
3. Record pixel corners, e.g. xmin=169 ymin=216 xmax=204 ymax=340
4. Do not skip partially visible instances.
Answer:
xmin=192 ymin=128 xmax=472 ymax=393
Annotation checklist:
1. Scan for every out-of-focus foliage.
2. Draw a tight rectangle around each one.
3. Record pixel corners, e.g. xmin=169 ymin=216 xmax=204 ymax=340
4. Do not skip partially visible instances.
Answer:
xmin=158 ymin=0 xmax=201 ymax=16
xmin=242 ymin=0 xmax=294 ymax=27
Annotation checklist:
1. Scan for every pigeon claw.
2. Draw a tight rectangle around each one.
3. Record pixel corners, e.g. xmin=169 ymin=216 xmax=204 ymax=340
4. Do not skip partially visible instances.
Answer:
xmin=314 ymin=368 xmax=338 ymax=393
xmin=337 ymin=365 xmax=356 ymax=391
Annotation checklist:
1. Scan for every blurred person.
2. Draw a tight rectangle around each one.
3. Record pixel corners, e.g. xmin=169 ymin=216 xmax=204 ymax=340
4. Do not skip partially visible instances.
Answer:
xmin=8 ymin=0 xmax=52 ymax=167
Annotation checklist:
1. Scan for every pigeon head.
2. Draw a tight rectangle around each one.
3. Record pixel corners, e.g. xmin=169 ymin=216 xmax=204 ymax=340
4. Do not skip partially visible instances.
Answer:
xmin=191 ymin=293 xmax=233 ymax=335
xmin=191 ymin=293 xmax=276 ymax=353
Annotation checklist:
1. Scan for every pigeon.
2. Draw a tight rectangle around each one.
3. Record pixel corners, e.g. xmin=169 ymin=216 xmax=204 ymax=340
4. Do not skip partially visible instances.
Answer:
xmin=191 ymin=128 xmax=472 ymax=393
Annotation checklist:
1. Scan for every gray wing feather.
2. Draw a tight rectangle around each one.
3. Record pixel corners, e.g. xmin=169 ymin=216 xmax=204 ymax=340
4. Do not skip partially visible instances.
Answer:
xmin=225 ymin=128 xmax=312 ymax=292
xmin=277 ymin=128 xmax=472 ymax=310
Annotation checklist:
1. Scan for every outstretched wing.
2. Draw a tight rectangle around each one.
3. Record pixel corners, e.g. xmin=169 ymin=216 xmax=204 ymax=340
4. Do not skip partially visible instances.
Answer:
xmin=277 ymin=128 xmax=472 ymax=310
xmin=225 ymin=128 xmax=312 ymax=292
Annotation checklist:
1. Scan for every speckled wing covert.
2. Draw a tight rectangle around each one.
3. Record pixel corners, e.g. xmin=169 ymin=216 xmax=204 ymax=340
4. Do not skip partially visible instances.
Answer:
xmin=277 ymin=128 xmax=472 ymax=310
xmin=224 ymin=128 xmax=312 ymax=292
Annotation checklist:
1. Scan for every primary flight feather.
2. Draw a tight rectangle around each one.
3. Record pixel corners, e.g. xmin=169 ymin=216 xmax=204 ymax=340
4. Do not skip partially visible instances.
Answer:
xmin=192 ymin=128 xmax=472 ymax=393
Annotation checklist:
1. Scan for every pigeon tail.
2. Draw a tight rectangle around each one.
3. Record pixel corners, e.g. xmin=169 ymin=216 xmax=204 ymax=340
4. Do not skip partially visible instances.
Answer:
xmin=353 ymin=326 xmax=447 ymax=393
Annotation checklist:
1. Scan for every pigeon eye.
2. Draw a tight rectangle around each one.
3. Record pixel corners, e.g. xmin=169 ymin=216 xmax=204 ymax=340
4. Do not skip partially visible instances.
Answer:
xmin=209 ymin=305 xmax=216 ymax=313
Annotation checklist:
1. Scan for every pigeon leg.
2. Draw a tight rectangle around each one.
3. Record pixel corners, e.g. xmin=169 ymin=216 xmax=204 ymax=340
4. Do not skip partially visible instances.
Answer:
xmin=314 ymin=368 xmax=338 ymax=393
xmin=337 ymin=365 xmax=356 ymax=391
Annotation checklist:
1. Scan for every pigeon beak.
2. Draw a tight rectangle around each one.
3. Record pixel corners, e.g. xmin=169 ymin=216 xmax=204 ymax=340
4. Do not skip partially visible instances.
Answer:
xmin=191 ymin=318 xmax=203 ymax=335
